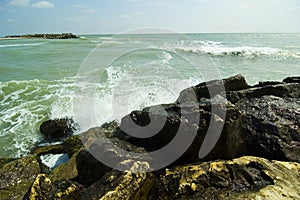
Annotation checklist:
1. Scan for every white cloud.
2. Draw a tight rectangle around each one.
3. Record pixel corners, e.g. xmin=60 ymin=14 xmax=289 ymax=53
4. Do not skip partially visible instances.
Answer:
xmin=9 ymin=0 xmax=30 ymax=6
xmin=68 ymin=16 xmax=87 ymax=21
xmin=121 ymin=11 xmax=144 ymax=19
xmin=31 ymin=1 xmax=54 ymax=8
xmin=7 ymin=18 xmax=14 ymax=22
xmin=83 ymin=8 xmax=96 ymax=13
xmin=129 ymin=0 xmax=166 ymax=7
xmin=143 ymin=2 xmax=166 ymax=7
xmin=73 ymin=4 xmax=84 ymax=8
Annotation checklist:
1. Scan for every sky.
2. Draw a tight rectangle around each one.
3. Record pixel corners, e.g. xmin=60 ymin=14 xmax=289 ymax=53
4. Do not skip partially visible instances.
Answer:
xmin=0 ymin=0 xmax=300 ymax=35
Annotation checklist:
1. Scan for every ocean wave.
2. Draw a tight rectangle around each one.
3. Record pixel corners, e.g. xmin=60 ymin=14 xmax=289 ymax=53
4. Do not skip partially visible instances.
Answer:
xmin=99 ymin=36 xmax=113 ymax=39
xmin=195 ymin=40 xmax=223 ymax=46
xmin=175 ymin=45 xmax=300 ymax=59
xmin=101 ymin=40 xmax=124 ymax=45
xmin=0 ymin=78 xmax=74 ymax=158
xmin=160 ymin=51 xmax=173 ymax=64
xmin=0 ymin=42 xmax=45 ymax=48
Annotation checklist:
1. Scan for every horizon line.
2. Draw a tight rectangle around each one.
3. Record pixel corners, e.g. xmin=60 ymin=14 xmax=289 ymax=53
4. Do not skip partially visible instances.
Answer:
xmin=2 ymin=31 xmax=300 ymax=37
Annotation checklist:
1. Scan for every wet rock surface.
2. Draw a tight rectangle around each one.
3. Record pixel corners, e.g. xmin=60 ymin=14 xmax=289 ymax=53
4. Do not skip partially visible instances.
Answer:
xmin=1 ymin=75 xmax=300 ymax=199
xmin=236 ymin=96 xmax=300 ymax=162
xmin=115 ymin=75 xmax=300 ymax=165
xmin=40 ymin=118 xmax=76 ymax=140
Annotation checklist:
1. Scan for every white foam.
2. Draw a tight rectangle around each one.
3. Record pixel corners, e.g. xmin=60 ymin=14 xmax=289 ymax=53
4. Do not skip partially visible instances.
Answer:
xmin=74 ymin=61 xmax=201 ymax=132
xmin=0 ymin=78 xmax=75 ymax=157
xmin=175 ymin=44 xmax=300 ymax=59
xmin=101 ymin=40 xmax=124 ymax=45
xmin=40 ymin=153 xmax=69 ymax=170
xmin=160 ymin=51 xmax=173 ymax=64
xmin=99 ymin=36 xmax=113 ymax=40
xmin=0 ymin=42 xmax=45 ymax=48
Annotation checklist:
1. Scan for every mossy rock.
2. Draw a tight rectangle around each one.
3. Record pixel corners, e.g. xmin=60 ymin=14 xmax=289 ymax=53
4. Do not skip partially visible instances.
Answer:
xmin=0 ymin=156 xmax=40 ymax=200
xmin=81 ymin=160 xmax=155 ymax=200
xmin=24 ymin=174 xmax=84 ymax=200
xmin=0 ymin=158 xmax=16 ymax=168
xmin=49 ymin=151 xmax=79 ymax=182
xmin=150 ymin=156 xmax=300 ymax=199
xmin=32 ymin=144 xmax=66 ymax=156
xmin=64 ymin=135 xmax=84 ymax=157
xmin=50 ymin=149 xmax=110 ymax=187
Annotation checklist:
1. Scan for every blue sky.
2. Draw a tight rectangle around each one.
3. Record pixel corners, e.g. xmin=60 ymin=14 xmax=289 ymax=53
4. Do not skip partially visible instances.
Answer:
xmin=0 ymin=0 xmax=300 ymax=35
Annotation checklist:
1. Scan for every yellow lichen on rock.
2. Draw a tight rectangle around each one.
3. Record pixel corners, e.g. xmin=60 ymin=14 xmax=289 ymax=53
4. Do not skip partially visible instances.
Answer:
xmin=153 ymin=156 xmax=300 ymax=199
xmin=100 ymin=161 xmax=155 ymax=200
xmin=55 ymin=183 xmax=78 ymax=198
xmin=29 ymin=174 xmax=52 ymax=200
xmin=209 ymin=161 xmax=228 ymax=172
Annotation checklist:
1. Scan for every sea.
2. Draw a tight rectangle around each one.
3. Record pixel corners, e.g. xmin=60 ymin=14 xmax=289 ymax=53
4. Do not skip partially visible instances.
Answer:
xmin=0 ymin=33 xmax=300 ymax=158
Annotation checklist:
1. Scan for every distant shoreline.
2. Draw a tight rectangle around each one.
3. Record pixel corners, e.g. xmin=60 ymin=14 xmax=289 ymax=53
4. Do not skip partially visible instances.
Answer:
xmin=2 ymin=33 xmax=79 ymax=40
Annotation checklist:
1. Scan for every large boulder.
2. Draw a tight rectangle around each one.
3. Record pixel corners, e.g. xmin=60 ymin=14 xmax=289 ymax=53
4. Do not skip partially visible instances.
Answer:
xmin=40 ymin=118 xmax=76 ymax=140
xmin=63 ymin=121 xmax=119 ymax=157
xmin=177 ymin=74 xmax=249 ymax=102
xmin=80 ymin=160 xmax=155 ymax=200
xmin=226 ymin=82 xmax=300 ymax=103
xmin=50 ymin=126 xmax=148 ymax=187
xmin=0 ymin=156 xmax=40 ymax=200
xmin=114 ymin=100 xmax=231 ymax=165
xmin=150 ymin=156 xmax=300 ymax=199
xmin=48 ymin=148 xmax=110 ymax=187
xmin=24 ymin=174 xmax=84 ymax=200
xmin=114 ymin=75 xmax=300 ymax=166
xmin=283 ymin=76 xmax=300 ymax=83
xmin=235 ymin=95 xmax=300 ymax=162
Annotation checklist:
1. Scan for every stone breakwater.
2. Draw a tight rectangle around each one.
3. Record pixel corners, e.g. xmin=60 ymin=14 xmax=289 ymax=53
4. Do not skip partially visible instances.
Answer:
xmin=4 ymin=33 xmax=79 ymax=39
xmin=0 ymin=74 xmax=300 ymax=199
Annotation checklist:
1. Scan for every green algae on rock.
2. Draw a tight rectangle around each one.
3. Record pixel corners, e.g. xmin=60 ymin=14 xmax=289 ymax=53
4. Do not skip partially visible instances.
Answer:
xmin=0 ymin=156 xmax=40 ymax=200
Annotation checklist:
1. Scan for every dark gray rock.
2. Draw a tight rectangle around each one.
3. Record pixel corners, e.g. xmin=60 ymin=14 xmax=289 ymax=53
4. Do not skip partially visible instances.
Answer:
xmin=114 ymin=75 xmax=300 ymax=165
xmin=177 ymin=74 xmax=249 ymax=102
xmin=235 ymin=95 xmax=300 ymax=162
xmin=226 ymin=83 xmax=300 ymax=103
xmin=50 ymin=127 xmax=149 ymax=187
xmin=40 ymin=118 xmax=76 ymax=140
xmin=283 ymin=76 xmax=300 ymax=84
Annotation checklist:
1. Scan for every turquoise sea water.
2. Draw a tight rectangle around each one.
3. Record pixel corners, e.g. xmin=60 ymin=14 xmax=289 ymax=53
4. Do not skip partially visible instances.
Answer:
xmin=0 ymin=33 xmax=300 ymax=158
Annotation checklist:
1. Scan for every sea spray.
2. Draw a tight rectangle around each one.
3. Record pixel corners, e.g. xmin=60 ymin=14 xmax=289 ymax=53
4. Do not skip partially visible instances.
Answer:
xmin=0 ymin=33 xmax=299 ymax=158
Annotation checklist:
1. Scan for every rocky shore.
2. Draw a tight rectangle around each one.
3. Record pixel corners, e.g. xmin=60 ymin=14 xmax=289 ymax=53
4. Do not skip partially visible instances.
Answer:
xmin=0 ymin=75 xmax=299 ymax=199
xmin=4 ymin=33 xmax=79 ymax=39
